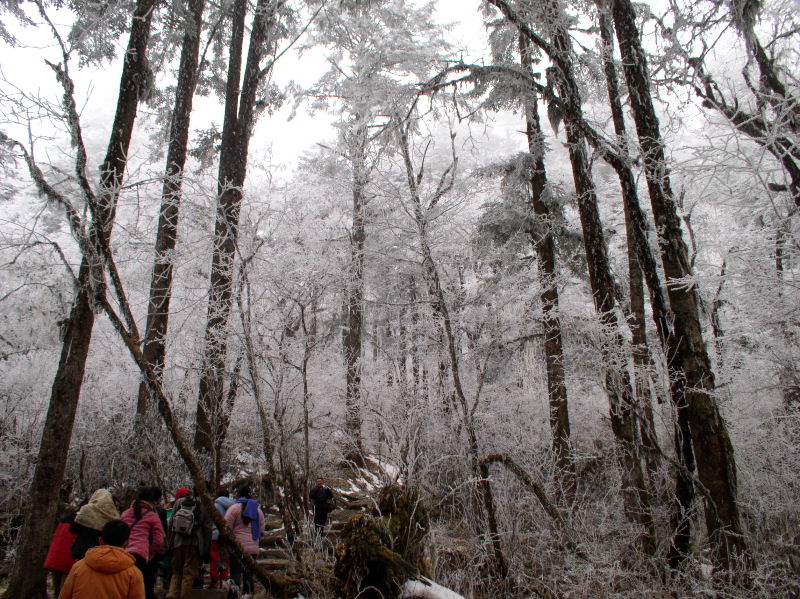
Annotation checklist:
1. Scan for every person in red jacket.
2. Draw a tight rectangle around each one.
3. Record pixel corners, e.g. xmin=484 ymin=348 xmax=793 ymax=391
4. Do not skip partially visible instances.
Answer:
xmin=121 ymin=487 xmax=165 ymax=599
xmin=59 ymin=519 xmax=144 ymax=599
xmin=44 ymin=508 xmax=78 ymax=595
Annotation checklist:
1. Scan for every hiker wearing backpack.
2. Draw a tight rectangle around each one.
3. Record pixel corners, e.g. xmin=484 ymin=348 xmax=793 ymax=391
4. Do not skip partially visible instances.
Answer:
xmin=224 ymin=485 xmax=265 ymax=597
xmin=120 ymin=487 xmax=165 ymax=599
xmin=165 ymin=488 xmax=212 ymax=599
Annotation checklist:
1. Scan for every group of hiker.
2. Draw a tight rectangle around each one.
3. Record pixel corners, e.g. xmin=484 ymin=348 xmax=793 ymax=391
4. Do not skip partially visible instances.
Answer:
xmin=43 ymin=482 xmax=275 ymax=599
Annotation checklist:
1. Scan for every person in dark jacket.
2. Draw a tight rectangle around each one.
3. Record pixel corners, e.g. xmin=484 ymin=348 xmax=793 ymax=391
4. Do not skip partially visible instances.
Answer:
xmin=70 ymin=489 xmax=120 ymax=560
xmin=165 ymin=488 xmax=212 ymax=599
xmin=309 ymin=478 xmax=334 ymax=536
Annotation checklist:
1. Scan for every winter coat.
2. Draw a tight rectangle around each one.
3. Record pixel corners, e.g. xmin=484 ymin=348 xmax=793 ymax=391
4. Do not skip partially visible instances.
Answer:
xmin=167 ymin=495 xmax=213 ymax=556
xmin=44 ymin=512 xmax=78 ymax=574
xmin=70 ymin=522 xmax=102 ymax=561
xmin=58 ymin=545 xmax=144 ymax=599
xmin=224 ymin=501 xmax=265 ymax=554
xmin=309 ymin=486 xmax=333 ymax=511
xmin=212 ymin=495 xmax=236 ymax=541
xmin=73 ymin=489 xmax=119 ymax=531
xmin=120 ymin=502 xmax=165 ymax=562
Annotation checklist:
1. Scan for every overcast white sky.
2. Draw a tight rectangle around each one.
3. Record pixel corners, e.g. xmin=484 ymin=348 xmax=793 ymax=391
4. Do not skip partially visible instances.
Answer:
xmin=0 ymin=0 xmax=498 ymax=183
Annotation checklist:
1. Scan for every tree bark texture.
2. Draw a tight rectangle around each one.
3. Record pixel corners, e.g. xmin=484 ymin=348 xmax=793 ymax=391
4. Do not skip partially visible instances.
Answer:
xmin=137 ymin=0 xmax=206 ymax=415
xmin=611 ymin=0 xmax=747 ymax=568
xmin=596 ymin=5 xmax=660 ymax=468
xmin=343 ymin=124 xmax=368 ymax=455
xmin=518 ymin=34 xmax=575 ymax=501
xmin=596 ymin=2 xmax=699 ymax=563
xmin=514 ymin=0 xmax=656 ymax=553
xmin=3 ymin=2 xmax=157 ymax=597
xmin=195 ymin=0 xmax=274 ymax=484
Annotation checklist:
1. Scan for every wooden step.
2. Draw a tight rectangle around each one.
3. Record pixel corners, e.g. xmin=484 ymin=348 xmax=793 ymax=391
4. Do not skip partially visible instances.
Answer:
xmin=259 ymin=547 xmax=292 ymax=559
xmin=182 ymin=590 xmax=228 ymax=599
xmin=265 ymin=514 xmax=283 ymax=529
xmin=259 ymin=531 xmax=287 ymax=546
xmin=255 ymin=558 xmax=294 ymax=570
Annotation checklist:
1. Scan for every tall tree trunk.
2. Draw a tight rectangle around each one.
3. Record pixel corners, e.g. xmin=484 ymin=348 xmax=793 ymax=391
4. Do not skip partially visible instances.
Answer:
xmin=137 ymin=0 xmax=206 ymax=416
xmin=611 ymin=0 xmax=747 ymax=568
xmin=3 ymin=2 xmax=156 ymax=597
xmin=594 ymin=2 xmax=698 ymax=563
xmin=518 ymin=34 xmax=575 ymax=501
xmin=596 ymin=6 xmax=660 ymax=470
xmin=343 ymin=124 xmax=368 ymax=456
xmin=195 ymin=0 xmax=274 ymax=485
xmin=501 ymin=0 xmax=656 ymax=554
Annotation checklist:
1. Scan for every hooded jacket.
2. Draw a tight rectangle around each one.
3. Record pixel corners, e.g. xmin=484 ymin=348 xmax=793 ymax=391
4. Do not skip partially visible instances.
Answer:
xmin=120 ymin=502 xmax=165 ymax=562
xmin=70 ymin=489 xmax=120 ymax=560
xmin=74 ymin=489 xmax=119 ymax=531
xmin=212 ymin=495 xmax=236 ymax=541
xmin=224 ymin=501 xmax=265 ymax=554
xmin=58 ymin=545 xmax=144 ymax=599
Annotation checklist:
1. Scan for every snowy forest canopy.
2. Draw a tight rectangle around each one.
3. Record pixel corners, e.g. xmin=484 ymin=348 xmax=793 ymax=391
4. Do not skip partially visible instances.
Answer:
xmin=0 ymin=0 xmax=798 ymax=597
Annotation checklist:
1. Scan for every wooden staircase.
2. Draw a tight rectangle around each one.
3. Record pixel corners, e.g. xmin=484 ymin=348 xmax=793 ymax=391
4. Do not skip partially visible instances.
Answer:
xmin=252 ymin=489 xmax=374 ymax=580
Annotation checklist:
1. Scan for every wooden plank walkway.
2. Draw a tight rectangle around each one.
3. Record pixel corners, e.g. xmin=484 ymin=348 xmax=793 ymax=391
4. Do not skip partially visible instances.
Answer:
xmin=182 ymin=590 xmax=228 ymax=599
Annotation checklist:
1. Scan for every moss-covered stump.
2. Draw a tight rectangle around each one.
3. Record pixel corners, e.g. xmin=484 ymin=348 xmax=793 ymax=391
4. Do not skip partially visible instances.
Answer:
xmin=376 ymin=484 xmax=431 ymax=576
xmin=334 ymin=514 xmax=417 ymax=599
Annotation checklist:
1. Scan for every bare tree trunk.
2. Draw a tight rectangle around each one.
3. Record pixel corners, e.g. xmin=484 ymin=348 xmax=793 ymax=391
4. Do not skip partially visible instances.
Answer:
xmin=493 ymin=0 xmax=656 ymax=554
xmin=343 ymin=123 xmax=368 ymax=457
xmin=136 ymin=0 xmax=206 ymax=416
xmin=195 ymin=0 xmax=275 ymax=486
xmin=2 ymin=3 xmax=156 ymax=597
xmin=518 ymin=35 xmax=575 ymax=501
xmin=596 ymin=7 xmax=660 ymax=473
xmin=611 ymin=0 xmax=747 ymax=568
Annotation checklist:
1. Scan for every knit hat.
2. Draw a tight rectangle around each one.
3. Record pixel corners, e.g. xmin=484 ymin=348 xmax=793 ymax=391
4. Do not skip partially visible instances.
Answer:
xmin=175 ymin=488 xmax=191 ymax=499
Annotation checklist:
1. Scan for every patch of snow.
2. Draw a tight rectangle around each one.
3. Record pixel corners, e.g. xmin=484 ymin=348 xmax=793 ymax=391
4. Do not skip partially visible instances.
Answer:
xmin=368 ymin=455 xmax=402 ymax=482
xmin=401 ymin=577 xmax=466 ymax=599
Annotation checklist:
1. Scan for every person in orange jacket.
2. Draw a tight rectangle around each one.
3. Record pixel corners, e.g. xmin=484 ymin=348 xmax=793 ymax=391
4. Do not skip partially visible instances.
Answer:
xmin=59 ymin=519 xmax=144 ymax=599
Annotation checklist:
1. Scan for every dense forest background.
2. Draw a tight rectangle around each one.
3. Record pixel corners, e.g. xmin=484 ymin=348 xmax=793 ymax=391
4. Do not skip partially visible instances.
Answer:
xmin=0 ymin=0 xmax=798 ymax=597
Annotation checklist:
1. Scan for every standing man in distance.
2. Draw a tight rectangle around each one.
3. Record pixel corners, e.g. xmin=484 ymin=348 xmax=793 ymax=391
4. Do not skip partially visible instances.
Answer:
xmin=309 ymin=477 xmax=334 ymax=537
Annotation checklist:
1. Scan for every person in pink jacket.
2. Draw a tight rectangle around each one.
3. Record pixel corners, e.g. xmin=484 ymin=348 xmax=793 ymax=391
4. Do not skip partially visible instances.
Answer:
xmin=224 ymin=485 xmax=265 ymax=596
xmin=121 ymin=487 xmax=164 ymax=599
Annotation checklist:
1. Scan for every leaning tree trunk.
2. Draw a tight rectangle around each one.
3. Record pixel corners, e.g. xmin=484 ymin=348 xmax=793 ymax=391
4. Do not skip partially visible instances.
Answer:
xmin=518 ymin=34 xmax=575 ymax=501
xmin=136 ymin=0 xmax=206 ymax=416
xmin=595 ymin=2 xmax=699 ymax=563
xmin=195 ymin=0 xmax=273 ymax=486
xmin=498 ymin=0 xmax=656 ymax=554
xmin=343 ymin=123 xmax=368 ymax=457
xmin=2 ymin=2 xmax=156 ymax=597
xmin=596 ymin=6 xmax=660 ymax=470
xmin=611 ymin=0 xmax=747 ymax=568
